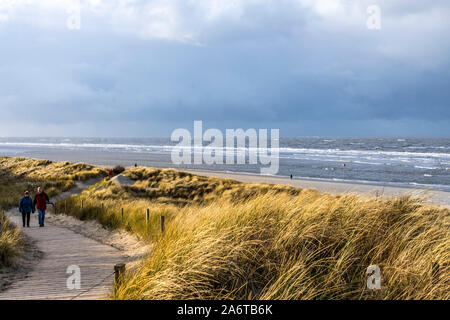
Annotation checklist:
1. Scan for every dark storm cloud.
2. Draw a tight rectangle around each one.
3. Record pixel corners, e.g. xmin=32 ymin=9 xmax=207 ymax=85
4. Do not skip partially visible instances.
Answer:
xmin=0 ymin=0 xmax=449 ymax=136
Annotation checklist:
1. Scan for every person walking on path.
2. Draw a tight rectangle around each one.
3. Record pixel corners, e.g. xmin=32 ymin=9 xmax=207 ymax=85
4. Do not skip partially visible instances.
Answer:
xmin=19 ymin=191 xmax=34 ymax=227
xmin=34 ymin=187 xmax=49 ymax=227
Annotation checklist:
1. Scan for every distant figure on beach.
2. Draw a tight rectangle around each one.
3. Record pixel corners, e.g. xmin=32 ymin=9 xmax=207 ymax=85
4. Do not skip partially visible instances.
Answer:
xmin=19 ymin=191 xmax=34 ymax=227
xmin=135 ymin=163 xmax=137 ymax=168
xmin=342 ymin=163 xmax=346 ymax=167
xmin=290 ymin=174 xmax=293 ymax=179
xmin=108 ymin=169 xmax=113 ymax=178
xmin=34 ymin=187 xmax=49 ymax=227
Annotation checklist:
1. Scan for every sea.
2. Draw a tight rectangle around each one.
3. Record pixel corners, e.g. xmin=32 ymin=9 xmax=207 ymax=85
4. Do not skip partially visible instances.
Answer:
xmin=0 ymin=137 xmax=449 ymax=191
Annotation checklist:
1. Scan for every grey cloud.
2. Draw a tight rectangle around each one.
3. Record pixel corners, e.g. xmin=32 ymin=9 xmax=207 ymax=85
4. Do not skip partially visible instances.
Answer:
xmin=0 ymin=0 xmax=449 ymax=136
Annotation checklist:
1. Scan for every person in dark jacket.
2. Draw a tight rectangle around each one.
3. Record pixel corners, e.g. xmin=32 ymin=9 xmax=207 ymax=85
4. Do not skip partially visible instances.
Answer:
xmin=34 ymin=187 xmax=49 ymax=227
xmin=19 ymin=191 xmax=34 ymax=227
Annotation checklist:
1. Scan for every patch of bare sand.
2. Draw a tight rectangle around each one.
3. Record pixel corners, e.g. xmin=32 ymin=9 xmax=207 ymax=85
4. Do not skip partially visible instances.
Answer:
xmin=110 ymin=174 xmax=134 ymax=187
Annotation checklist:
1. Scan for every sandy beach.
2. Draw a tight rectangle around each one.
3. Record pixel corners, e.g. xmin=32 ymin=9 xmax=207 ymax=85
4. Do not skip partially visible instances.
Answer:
xmin=183 ymin=169 xmax=450 ymax=207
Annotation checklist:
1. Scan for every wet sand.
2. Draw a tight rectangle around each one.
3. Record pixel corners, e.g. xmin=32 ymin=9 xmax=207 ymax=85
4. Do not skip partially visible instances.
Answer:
xmin=183 ymin=169 xmax=450 ymax=207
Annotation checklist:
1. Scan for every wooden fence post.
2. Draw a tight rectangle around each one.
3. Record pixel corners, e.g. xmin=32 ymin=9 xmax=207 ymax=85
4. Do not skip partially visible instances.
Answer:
xmin=146 ymin=209 xmax=150 ymax=225
xmin=121 ymin=208 xmax=124 ymax=222
xmin=160 ymin=215 xmax=165 ymax=233
xmin=0 ymin=210 xmax=3 ymax=236
xmin=64 ymin=200 xmax=67 ymax=214
xmin=102 ymin=203 xmax=104 ymax=211
xmin=114 ymin=263 xmax=126 ymax=292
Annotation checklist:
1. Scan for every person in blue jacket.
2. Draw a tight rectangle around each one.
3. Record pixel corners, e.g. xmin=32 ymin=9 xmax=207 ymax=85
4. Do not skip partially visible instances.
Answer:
xmin=19 ymin=191 xmax=35 ymax=227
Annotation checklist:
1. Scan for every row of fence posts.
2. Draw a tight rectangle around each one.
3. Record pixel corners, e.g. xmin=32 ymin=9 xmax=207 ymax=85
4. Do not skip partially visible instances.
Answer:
xmin=65 ymin=199 xmax=165 ymax=233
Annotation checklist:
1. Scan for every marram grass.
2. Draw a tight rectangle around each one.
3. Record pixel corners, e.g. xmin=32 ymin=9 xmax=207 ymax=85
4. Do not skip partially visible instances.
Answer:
xmin=60 ymin=167 xmax=449 ymax=300
xmin=0 ymin=214 xmax=24 ymax=268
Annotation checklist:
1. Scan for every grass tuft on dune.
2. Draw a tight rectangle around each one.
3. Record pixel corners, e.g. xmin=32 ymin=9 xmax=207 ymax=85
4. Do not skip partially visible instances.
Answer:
xmin=0 ymin=214 xmax=24 ymax=268
xmin=59 ymin=167 xmax=449 ymax=300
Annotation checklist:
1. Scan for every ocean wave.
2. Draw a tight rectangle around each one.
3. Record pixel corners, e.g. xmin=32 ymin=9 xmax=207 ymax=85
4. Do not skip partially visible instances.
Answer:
xmin=1 ymin=141 xmax=449 ymax=156
xmin=414 ymin=166 xmax=440 ymax=170
xmin=277 ymin=147 xmax=450 ymax=159
xmin=1 ymin=139 xmax=449 ymax=191
xmin=1 ymin=140 xmax=450 ymax=172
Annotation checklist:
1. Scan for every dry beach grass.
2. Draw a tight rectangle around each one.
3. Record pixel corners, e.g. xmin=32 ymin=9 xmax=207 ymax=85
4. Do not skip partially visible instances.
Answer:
xmin=58 ymin=167 xmax=450 ymax=300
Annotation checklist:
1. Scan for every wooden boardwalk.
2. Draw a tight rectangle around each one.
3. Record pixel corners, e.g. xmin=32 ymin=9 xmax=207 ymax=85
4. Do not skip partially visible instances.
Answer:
xmin=0 ymin=211 xmax=125 ymax=300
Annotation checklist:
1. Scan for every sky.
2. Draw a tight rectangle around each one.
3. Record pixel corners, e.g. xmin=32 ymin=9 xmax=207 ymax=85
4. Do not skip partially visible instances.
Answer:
xmin=0 ymin=0 xmax=449 ymax=137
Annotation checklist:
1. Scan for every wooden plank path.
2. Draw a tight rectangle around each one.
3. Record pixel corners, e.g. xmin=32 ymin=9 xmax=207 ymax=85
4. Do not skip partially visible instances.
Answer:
xmin=0 ymin=211 xmax=125 ymax=300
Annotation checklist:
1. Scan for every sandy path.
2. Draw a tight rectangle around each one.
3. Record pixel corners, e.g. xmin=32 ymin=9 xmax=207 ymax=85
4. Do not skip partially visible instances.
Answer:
xmin=0 ymin=178 xmax=150 ymax=300
xmin=0 ymin=216 xmax=123 ymax=300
